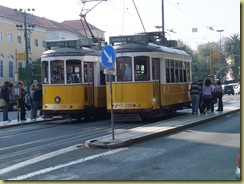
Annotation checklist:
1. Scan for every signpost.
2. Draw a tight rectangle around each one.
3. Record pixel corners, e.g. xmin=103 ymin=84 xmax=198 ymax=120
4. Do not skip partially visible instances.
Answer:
xmin=101 ymin=45 xmax=116 ymax=140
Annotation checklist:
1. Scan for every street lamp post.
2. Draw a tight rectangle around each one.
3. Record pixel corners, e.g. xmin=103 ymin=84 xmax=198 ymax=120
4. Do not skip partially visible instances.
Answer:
xmin=14 ymin=8 xmax=35 ymax=93
xmin=216 ymin=29 xmax=224 ymax=52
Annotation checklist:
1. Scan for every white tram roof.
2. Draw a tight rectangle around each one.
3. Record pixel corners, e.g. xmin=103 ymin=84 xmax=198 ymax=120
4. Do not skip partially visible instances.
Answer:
xmin=109 ymin=34 xmax=190 ymax=56
xmin=41 ymin=38 xmax=101 ymax=58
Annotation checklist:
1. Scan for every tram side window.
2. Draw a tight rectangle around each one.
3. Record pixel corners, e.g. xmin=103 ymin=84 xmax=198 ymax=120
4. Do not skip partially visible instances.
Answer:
xmin=186 ymin=62 xmax=191 ymax=82
xmin=179 ymin=61 xmax=183 ymax=82
xmin=100 ymin=63 xmax=105 ymax=85
xmin=116 ymin=56 xmax=132 ymax=82
xmin=165 ymin=59 xmax=170 ymax=83
xmin=175 ymin=61 xmax=179 ymax=83
xmin=66 ymin=60 xmax=81 ymax=83
xmin=42 ymin=61 xmax=49 ymax=84
xmin=182 ymin=62 xmax=187 ymax=82
xmin=51 ymin=60 xmax=64 ymax=84
xmin=170 ymin=60 xmax=175 ymax=82
xmin=134 ymin=56 xmax=150 ymax=81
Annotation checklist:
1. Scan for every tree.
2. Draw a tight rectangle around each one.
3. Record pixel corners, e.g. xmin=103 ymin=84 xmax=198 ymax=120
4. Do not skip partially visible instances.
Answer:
xmin=223 ymin=34 xmax=240 ymax=81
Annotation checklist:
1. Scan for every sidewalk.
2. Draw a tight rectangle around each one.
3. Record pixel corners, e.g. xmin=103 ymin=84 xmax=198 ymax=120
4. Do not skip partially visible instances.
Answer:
xmin=84 ymin=102 xmax=240 ymax=149
xmin=0 ymin=116 xmax=46 ymax=129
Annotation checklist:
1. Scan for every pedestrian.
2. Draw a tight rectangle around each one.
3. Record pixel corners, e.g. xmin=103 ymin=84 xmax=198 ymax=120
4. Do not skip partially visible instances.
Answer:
xmin=214 ymin=80 xmax=224 ymax=111
xmin=32 ymin=83 xmax=43 ymax=120
xmin=0 ymin=81 xmax=11 ymax=121
xmin=19 ymin=81 xmax=27 ymax=121
xmin=29 ymin=83 xmax=36 ymax=119
xmin=190 ymin=77 xmax=201 ymax=115
xmin=201 ymin=78 xmax=214 ymax=114
xmin=198 ymin=79 xmax=204 ymax=113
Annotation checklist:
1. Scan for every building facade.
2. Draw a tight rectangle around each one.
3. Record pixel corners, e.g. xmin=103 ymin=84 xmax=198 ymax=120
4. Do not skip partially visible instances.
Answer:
xmin=0 ymin=5 xmax=104 ymax=86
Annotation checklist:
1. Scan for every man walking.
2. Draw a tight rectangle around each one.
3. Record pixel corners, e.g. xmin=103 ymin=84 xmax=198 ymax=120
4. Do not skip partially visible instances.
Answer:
xmin=190 ymin=77 xmax=201 ymax=115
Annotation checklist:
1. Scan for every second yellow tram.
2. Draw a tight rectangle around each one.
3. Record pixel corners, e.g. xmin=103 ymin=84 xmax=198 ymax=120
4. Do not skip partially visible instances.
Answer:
xmin=106 ymin=34 xmax=192 ymax=120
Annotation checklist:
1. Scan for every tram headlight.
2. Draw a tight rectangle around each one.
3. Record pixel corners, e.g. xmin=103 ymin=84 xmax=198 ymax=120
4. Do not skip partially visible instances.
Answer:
xmin=54 ymin=96 xmax=61 ymax=103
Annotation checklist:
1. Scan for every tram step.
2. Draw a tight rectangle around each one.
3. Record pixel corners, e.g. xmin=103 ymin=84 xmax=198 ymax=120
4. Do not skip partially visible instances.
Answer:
xmin=114 ymin=113 xmax=142 ymax=122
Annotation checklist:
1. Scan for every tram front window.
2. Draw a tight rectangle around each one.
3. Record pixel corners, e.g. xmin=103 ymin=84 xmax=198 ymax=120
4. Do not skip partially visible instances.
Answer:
xmin=67 ymin=60 xmax=81 ymax=83
xmin=116 ymin=57 xmax=132 ymax=82
xmin=134 ymin=56 xmax=150 ymax=81
xmin=51 ymin=60 xmax=64 ymax=84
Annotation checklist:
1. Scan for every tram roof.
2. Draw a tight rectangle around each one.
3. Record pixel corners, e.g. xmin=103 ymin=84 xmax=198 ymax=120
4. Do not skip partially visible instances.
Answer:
xmin=41 ymin=47 xmax=101 ymax=58
xmin=113 ymin=42 xmax=190 ymax=56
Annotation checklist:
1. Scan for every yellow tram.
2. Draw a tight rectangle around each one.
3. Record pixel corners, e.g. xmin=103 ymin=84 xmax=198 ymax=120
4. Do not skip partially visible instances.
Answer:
xmin=106 ymin=33 xmax=192 ymax=120
xmin=41 ymin=38 xmax=106 ymax=119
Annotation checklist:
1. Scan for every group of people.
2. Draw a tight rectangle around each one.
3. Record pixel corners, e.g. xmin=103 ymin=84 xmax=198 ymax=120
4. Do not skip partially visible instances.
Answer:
xmin=190 ymin=77 xmax=223 ymax=115
xmin=0 ymin=80 xmax=27 ymax=121
xmin=0 ymin=80 xmax=43 ymax=122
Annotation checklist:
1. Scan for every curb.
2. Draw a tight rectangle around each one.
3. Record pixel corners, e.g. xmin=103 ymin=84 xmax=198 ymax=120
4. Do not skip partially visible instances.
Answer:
xmin=85 ymin=109 xmax=240 ymax=149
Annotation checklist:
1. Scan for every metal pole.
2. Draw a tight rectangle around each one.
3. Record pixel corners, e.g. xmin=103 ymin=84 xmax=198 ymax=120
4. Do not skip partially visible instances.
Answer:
xmin=110 ymin=74 xmax=114 ymax=140
xmin=15 ymin=49 xmax=20 ymax=121
xmin=24 ymin=10 xmax=30 ymax=93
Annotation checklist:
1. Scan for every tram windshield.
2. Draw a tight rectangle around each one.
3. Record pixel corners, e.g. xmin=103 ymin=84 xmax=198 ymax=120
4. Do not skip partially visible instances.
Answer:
xmin=50 ymin=60 xmax=64 ymax=84
xmin=67 ymin=60 xmax=81 ymax=83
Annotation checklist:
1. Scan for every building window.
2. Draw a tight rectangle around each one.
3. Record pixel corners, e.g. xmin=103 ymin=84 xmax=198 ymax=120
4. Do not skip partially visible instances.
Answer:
xmin=35 ymin=38 xmax=38 ymax=47
xmin=9 ymin=60 xmax=13 ymax=78
xmin=18 ymin=62 xmax=23 ymax=69
xmin=8 ymin=33 xmax=13 ymax=44
xmin=0 ymin=31 xmax=3 ymax=42
xmin=17 ymin=35 xmax=22 ymax=45
xmin=0 ymin=60 xmax=3 ymax=78
xmin=27 ymin=34 xmax=31 ymax=52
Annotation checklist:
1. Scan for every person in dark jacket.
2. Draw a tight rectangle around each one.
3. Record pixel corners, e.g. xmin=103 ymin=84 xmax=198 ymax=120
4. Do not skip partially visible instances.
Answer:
xmin=32 ymin=83 xmax=43 ymax=120
xmin=214 ymin=80 xmax=224 ymax=111
xmin=1 ymin=81 xmax=11 ymax=121
xmin=19 ymin=81 xmax=27 ymax=121
xmin=190 ymin=77 xmax=201 ymax=115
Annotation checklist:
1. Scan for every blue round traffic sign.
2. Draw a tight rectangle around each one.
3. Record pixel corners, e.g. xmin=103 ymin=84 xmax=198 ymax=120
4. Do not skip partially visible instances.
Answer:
xmin=101 ymin=45 xmax=116 ymax=68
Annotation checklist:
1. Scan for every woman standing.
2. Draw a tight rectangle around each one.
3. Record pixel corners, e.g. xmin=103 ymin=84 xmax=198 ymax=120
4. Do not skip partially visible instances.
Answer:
xmin=214 ymin=81 xmax=223 ymax=111
xmin=202 ymin=78 xmax=214 ymax=114
xmin=1 ymin=81 xmax=11 ymax=121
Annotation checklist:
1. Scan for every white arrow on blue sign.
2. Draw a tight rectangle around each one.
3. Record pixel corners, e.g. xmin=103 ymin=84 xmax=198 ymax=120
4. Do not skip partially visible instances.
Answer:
xmin=101 ymin=45 xmax=116 ymax=69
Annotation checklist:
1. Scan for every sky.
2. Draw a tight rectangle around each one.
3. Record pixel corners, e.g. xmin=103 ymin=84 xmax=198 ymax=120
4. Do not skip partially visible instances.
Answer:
xmin=1 ymin=0 xmax=241 ymax=50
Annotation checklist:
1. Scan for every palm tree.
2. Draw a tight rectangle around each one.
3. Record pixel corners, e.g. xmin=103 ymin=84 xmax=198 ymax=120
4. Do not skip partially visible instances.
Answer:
xmin=223 ymin=34 xmax=240 ymax=81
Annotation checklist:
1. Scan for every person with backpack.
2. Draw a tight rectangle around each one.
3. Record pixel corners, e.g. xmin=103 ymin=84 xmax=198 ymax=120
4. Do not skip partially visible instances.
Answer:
xmin=32 ymin=83 xmax=43 ymax=120
xmin=214 ymin=80 xmax=224 ymax=111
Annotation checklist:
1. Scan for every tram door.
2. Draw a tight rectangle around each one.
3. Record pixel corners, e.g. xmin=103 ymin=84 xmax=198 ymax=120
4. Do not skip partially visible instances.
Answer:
xmin=84 ymin=62 xmax=94 ymax=106
xmin=152 ymin=58 xmax=160 ymax=109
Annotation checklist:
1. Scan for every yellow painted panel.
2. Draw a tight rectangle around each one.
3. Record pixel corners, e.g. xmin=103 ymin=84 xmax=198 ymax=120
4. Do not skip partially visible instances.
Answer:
xmin=106 ymin=82 xmax=153 ymax=109
xmin=94 ymin=86 xmax=106 ymax=107
xmin=43 ymin=85 xmax=85 ymax=110
xmin=161 ymin=83 xmax=191 ymax=106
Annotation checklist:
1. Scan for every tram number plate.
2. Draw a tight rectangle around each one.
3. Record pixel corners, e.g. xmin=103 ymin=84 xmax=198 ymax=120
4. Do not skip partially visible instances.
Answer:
xmin=53 ymin=116 xmax=62 ymax=119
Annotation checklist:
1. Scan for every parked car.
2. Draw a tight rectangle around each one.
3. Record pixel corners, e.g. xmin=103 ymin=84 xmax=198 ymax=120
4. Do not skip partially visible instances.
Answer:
xmin=235 ymin=149 xmax=240 ymax=180
xmin=224 ymin=85 xmax=235 ymax=95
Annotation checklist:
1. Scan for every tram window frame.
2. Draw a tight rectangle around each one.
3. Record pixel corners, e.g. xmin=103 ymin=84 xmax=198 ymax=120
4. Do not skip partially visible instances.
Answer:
xmin=50 ymin=60 xmax=64 ymax=84
xmin=66 ymin=60 xmax=81 ymax=84
xmin=42 ymin=61 xmax=49 ymax=84
xmin=116 ymin=56 xmax=132 ymax=82
xmin=179 ymin=61 xmax=183 ymax=82
xmin=134 ymin=56 xmax=150 ymax=81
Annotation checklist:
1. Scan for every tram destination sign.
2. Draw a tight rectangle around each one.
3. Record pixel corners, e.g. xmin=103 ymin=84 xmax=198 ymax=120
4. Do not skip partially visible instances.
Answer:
xmin=109 ymin=35 xmax=149 ymax=45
